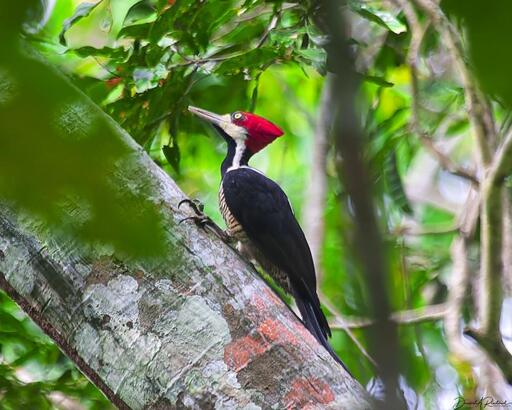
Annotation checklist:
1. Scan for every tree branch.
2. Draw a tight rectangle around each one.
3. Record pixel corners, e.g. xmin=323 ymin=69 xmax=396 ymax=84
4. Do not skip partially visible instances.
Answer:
xmin=412 ymin=0 xmax=495 ymax=168
xmin=304 ymin=73 xmax=334 ymax=283
xmin=256 ymin=11 xmax=280 ymax=49
xmin=468 ymin=130 xmax=512 ymax=383
xmin=390 ymin=223 xmax=458 ymax=236
xmin=489 ymin=130 xmax=512 ymax=183
xmin=412 ymin=0 xmax=512 ymax=384
xmin=320 ymin=293 xmax=378 ymax=367
xmin=445 ymin=231 xmax=481 ymax=364
xmin=317 ymin=1 xmax=406 ymax=407
xmin=464 ymin=328 xmax=512 ymax=384
xmin=0 ymin=46 xmax=372 ymax=409
xmin=392 ymin=0 xmax=478 ymax=185
xmin=445 ymin=191 xmax=512 ymax=393
xmin=330 ymin=303 xmax=447 ymax=330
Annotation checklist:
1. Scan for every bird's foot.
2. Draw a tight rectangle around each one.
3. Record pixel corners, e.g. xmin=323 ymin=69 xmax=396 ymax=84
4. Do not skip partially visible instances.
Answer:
xmin=178 ymin=198 xmax=232 ymax=243
xmin=178 ymin=198 xmax=204 ymax=214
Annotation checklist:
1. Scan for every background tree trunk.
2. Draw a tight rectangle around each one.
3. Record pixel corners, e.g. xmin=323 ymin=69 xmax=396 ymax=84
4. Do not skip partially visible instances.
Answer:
xmin=0 ymin=50 xmax=371 ymax=410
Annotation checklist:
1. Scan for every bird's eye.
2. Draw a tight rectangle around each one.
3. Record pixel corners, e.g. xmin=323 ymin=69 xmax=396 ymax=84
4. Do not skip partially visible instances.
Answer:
xmin=232 ymin=112 xmax=243 ymax=120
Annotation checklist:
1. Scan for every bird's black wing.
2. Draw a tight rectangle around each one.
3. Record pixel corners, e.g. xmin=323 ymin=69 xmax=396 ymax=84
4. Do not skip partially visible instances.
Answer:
xmin=221 ymin=167 xmax=354 ymax=373
xmin=221 ymin=167 xmax=329 ymax=336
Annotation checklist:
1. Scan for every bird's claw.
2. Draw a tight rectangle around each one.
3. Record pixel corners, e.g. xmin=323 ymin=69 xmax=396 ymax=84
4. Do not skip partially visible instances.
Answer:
xmin=178 ymin=198 xmax=204 ymax=215
xmin=178 ymin=198 xmax=210 ymax=227
xmin=181 ymin=215 xmax=231 ymax=242
xmin=179 ymin=214 xmax=210 ymax=227
xmin=178 ymin=198 xmax=231 ymax=243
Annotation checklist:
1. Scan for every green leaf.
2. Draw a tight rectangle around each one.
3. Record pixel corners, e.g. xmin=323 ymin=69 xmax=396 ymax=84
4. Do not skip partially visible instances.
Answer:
xmin=59 ymin=2 xmax=100 ymax=45
xmin=363 ymin=75 xmax=394 ymax=88
xmin=118 ymin=22 xmax=152 ymax=39
xmin=442 ymin=0 xmax=512 ymax=108
xmin=110 ymin=0 xmax=143 ymax=36
xmin=148 ymin=0 xmax=195 ymax=44
xmin=445 ymin=118 xmax=469 ymax=136
xmin=72 ymin=46 xmax=128 ymax=59
xmin=133 ymin=64 xmax=168 ymax=93
xmin=195 ymin=4 xmax=238 ymax=49
xmin=162 ymin=144 xmax=181 ymax=174
xmin=249 ymin=72 xmax=261 ymax=112
xmin=351 ymin=4 xmax=407 ymax=34
xmin=294 ymin=48 xmax=327 ymax=75
xmin=123 ymin=1 xmax=157 ymax=27
xmin=219 ymin=20 xmax=267 ymax=46
xmin=215 ymin=48 xmax=280 ymax=75
xmin=384 ymin=151 xmax=413 ymax=215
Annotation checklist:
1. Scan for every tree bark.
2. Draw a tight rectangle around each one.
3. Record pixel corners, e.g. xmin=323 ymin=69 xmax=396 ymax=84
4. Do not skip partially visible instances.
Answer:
xmin=303 ymin=73 xmax=334 ymax=281
xmin=0 ymin=51 xmax=372 ymax=409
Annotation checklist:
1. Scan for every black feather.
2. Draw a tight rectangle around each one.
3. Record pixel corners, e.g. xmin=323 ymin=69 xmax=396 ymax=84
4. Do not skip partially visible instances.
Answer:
xmin=295 ymin=295 xmax=352 ymax=374
xmin=222 ymin=167 xmax=349 ymax=371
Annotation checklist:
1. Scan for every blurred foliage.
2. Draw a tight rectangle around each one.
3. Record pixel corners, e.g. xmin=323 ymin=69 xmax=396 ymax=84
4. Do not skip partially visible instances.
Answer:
xmin=1 ymin=0 xmax=510 ymax=409
xmin=442 ymin=0 xmax=512 ymax=109
xmin=0 ymin=291 xmax=113 ymax=409
xmin=0 ymin=3 xmax=167 ymax=260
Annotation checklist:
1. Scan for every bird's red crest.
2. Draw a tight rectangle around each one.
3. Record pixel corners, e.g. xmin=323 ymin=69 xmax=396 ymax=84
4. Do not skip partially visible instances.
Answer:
xmin=233 ymin=112 xmax=284 ymax=153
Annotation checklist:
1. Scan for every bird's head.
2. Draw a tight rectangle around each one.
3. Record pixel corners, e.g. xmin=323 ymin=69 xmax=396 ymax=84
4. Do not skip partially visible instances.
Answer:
xmin=188 ymin=105 xmax=284 ymax=154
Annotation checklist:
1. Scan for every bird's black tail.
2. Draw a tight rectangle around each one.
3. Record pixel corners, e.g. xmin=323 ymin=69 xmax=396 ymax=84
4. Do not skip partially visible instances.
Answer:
xmin=294 ymin=292 xmax=352 ymax=376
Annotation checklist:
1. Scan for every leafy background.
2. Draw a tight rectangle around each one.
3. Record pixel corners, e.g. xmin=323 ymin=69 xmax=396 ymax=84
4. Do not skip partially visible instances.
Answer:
xmin=1 ymin=0 xmax=511 ymax=408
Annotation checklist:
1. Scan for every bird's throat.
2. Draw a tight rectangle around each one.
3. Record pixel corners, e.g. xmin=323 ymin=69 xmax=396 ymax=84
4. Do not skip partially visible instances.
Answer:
xmin=230 ymin=141 xmax=247 ymax=169
xmin=221 ymin=139 xmax=251 ymax=177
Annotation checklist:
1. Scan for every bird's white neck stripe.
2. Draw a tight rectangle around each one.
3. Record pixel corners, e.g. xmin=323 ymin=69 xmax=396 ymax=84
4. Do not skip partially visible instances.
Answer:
xmin=228 ymin=140 xmax=246 ymax=171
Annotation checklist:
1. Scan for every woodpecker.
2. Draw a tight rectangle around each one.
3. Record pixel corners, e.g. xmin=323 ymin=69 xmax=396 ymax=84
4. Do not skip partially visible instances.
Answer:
xmin=187 ymin=105 xmax=348 ymax=371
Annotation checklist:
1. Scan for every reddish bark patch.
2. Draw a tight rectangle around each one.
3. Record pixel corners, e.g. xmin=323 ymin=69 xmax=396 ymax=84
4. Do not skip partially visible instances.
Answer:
xmin=263 ymin=287 xmax=283 ymax=306
xmin=226 ymin=319 xmax=309 ymax=372
xmin=283 ymin=377 xmax=335 ymax=409
xmin=251 ymin=293 xmax=267 ymax=313
xmin=224 ymin=335 xmax=270 ymax=371
xmin=249 ymin=288 xmax=285 ymax=323
xmin=251 ymin=288 xmax=282 ymax=311
xmin=258 ymin=318 xmax=298 ymax=346
xmin=291 ymin=318 xmax=318 ymax=347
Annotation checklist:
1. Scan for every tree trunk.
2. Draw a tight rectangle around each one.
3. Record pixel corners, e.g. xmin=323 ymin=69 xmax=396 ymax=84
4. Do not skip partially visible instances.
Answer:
xmin=0 ymin=50 xmax=372 ymax=409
